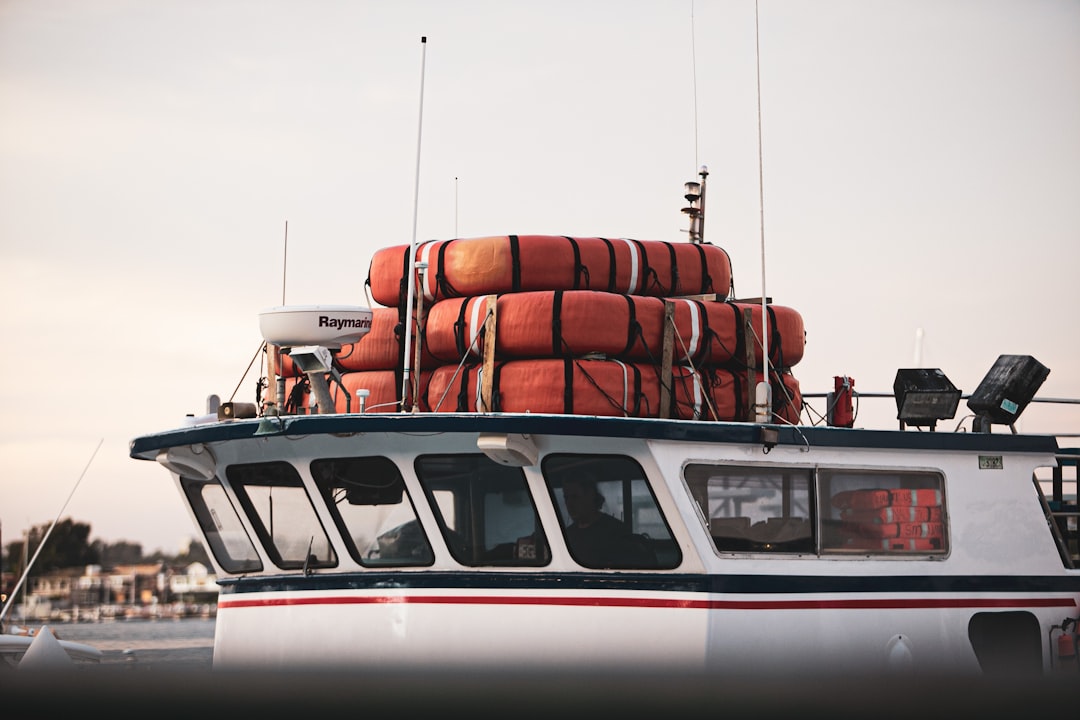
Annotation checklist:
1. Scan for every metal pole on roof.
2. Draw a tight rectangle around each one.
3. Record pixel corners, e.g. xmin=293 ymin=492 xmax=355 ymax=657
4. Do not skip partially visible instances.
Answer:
xmin=401 ymin=36 xmax=428 ymax=409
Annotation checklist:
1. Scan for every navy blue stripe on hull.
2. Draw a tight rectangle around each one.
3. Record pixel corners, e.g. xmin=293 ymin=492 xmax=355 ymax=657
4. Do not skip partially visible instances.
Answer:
xmin=218 ymin=572 xmax=1080 ymax=596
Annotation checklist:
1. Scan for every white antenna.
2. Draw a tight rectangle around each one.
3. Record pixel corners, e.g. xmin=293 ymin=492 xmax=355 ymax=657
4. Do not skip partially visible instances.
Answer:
xmin=914 ymin=327 xmax=925 ymax=366
xmin=753 ymin=0 xmax=772 ymax=423
xmin=690 ymin=0 xmax=700 ymax=169
xmin=401 ymin=36 xmax=428 ymax=408
xmin=281 ymin=220 xmax=288 ymax=304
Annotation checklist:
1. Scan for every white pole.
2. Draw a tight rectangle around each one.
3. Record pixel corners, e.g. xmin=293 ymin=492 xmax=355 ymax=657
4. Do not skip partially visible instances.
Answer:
xmin=0 ymin=439 xmax=103 ymax=624
xmin=753 ymin=0 xmax=772 ymax=423
xmin=401 ymin=36 xmax=428 ymax=408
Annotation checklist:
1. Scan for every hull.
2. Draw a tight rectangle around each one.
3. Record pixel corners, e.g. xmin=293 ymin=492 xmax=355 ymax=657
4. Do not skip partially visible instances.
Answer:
xmin=210 ymin=576 xmax=1069 ymax=675
xmin=132 ymin=413 xmax=1080 ymax=676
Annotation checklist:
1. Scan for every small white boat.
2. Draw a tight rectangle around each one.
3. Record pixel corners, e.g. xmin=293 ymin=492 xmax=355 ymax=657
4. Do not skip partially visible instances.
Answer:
xmin=129 ymin=170 xmax=1079 ymax=677
xmin=0 ymin=625 xmax=103 ymax=670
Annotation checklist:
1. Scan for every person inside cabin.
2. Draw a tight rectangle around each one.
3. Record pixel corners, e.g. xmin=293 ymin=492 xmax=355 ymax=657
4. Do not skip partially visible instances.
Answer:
xmin=561 ymin=476 xmax=654 ymax=569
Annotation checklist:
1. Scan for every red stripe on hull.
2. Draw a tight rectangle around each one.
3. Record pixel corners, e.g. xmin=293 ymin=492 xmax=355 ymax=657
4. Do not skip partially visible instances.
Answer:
xmin=219 ymin=594 xmax=1077 ymax=611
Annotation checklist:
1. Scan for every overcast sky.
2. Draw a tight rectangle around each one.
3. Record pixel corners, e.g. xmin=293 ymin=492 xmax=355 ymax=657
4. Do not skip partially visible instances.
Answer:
xmin=2 ymin=0 xmax=1078 ymax=554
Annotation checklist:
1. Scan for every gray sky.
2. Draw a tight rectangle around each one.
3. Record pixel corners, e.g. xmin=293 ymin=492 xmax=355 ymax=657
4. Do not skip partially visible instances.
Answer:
xmin=2 ymin=0 xmax=1078 ymax=554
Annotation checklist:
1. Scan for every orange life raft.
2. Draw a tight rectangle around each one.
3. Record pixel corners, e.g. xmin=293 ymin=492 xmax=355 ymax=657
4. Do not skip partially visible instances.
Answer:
xmin=424 ymin=359 xmax=801 ymax=423
xmin=422 ymin=291 xmax=805 ymax=368
xmin=367 ymin=235 xmax=733 ymax=307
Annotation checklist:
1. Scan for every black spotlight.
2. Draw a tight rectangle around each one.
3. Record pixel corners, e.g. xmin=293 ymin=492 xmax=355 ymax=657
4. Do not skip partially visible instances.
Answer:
xmin=893 ymin=368 xmax=962 ymax=431
xmin=967 ymin=354 xmax=1049 ymax=432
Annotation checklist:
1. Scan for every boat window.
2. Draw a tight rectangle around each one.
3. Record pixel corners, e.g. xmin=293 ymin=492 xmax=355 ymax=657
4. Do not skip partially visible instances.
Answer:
xmin=818 ymin=469 xmax=947 ymax=554
xmin=684 ymin=464 xmax=813 ymax=554
xmin=543 ymin=454 xmax=681 ymax=569
xmin=311 ymin=456 xmax=434 ymax=567
xmin=415 ymin=454 xmax=550 ymax=566
xmin=227 ymin=461 xmax=338 ymax=570
xmin=180 ymin=477 xmax=263 ymax=573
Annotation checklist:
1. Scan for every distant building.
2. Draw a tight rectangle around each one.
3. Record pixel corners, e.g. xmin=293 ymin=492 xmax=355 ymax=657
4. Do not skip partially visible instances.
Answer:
xmin=169 ymin=562 xmax=219 ymax=600
xmin=11 ymin=561 xmax=218 ymax=621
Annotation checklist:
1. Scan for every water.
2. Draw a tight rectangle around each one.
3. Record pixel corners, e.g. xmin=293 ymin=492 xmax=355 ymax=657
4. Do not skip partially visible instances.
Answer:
xmin=42 ymin=617 xmax=215 ymax=671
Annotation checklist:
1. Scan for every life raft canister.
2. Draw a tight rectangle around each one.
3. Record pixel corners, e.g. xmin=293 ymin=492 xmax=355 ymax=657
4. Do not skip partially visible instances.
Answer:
xmin=366 ymin=235 xmax=733 ymax=307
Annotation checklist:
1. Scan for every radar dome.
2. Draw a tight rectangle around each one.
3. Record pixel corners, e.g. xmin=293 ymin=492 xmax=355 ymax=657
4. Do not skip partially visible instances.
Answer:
xmin=259 ymin=305 xmax=373 ymax=348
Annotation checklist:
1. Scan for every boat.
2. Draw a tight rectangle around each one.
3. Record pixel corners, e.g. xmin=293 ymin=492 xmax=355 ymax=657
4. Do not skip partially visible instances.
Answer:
xmin=0 ymin=625 xmax=103 ymax=671
xmin=128 ymin=169 xmax=1079 ymax=678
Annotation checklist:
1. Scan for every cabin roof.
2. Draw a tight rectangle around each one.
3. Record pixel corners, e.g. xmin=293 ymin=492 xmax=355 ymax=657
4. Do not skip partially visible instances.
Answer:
xmin=129 ymin=412 xmax=1060 ymax=460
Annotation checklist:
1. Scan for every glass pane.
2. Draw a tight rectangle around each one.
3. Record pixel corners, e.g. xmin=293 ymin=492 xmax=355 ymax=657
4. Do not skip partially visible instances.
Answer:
xmin=684 ymin=464 xmax=813 ymax=553
xmin=311 ymin=456 xmax=433 ymax=566
xmin=818 ymin=469 xmax=947 ymax=554
xmin=227 ymin=462 xmax=338 ymax=570
xmin=181 ymin=477 xmax=262 ymax=573
xmin=415 ymin=454 xmax=549 ymax=567
xmin=544 ymin=455 xmax=681 ymax=569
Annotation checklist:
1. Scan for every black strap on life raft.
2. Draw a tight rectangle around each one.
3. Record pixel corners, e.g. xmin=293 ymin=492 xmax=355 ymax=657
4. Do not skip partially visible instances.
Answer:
xmin=662 ymin=241 xmax=680 ymax=295
xmin=396 ymin=245 xmax=413 ymax=308
xmin=681 ymin=298 xmax=725 ymax=366
xmin=551 ymin=290 xmax=565 ymax=357
xmin=564 ymin=236 xmax=587 ymax=290
xmin=561 ymin=358 xmax=575 ymax=413
xmin=433 ymin=241 xmax=460 ymax=300
xmin=692 ymin=242 xmax=710 ymax=295
xmin=568 ymin=358 xmax=645 ymax=416
xmin=452 ymin=362 xmax=474 ymax=412
xmin=489 ymin=361 xmax=506 ymax=412
xmin=620 ymin=294 xmax=644 ymax=358
xmin=598 ymin=238 xmax=617 ymax=292
xmin=728 ymin=368 xmax=747 ymax=420
xmin=765 ymin=304 xmax=784 ymax=369
xmin=703 ymin=242 xmax=734 ymax=297
xmin=508 ymin=235 xmax=522 ymax=293
xmin=451 ymin=296 xmax=473 ymax=361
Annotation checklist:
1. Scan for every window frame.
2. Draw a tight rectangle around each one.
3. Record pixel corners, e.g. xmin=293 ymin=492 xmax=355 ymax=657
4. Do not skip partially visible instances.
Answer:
xmin=542 ymin=453 xmax=682 ymax=570
xmin=226 ymin=461 xmax=339 ymax=571
xmin=414 ymin=453 xmax=551 ymax=567
xmin=180 ymin=475 xmax=263 ymax=574
xmin=683 ymin=462 xmax=950 ymax=558
xmin=310 ymin=455 xmax=435 ymax=567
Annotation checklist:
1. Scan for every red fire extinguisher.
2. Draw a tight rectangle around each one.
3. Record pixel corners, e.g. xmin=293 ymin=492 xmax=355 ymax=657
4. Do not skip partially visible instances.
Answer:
xmin=829 ymin=375 xmax=854 ymax=428
xmin=1055 ymin=617 xmax=1078 ymax=672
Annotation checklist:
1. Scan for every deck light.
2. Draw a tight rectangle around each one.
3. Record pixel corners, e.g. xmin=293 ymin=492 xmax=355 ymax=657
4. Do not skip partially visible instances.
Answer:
xmin=967 ymin=354 xmax=1049 ymax=432
xmin=893 ymin=368 xmax=961 ymax=431
xmin=478 ymin=433 xmax=538 ymax=467
xmin=156 ymin=444 xmax=217 ymax=480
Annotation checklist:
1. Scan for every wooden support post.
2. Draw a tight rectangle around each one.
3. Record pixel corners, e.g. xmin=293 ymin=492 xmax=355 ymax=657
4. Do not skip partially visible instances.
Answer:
xmin=660 ymin=301 xmax=675 ymax=418
xmin=479 ymin=294 xmax=497 ymax=412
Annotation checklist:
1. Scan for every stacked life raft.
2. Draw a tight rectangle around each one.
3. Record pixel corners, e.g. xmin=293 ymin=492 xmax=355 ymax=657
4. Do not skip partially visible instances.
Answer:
xmin=830 ymin=488 xmax=946 ymax=552
xmin=272 ymin=234 xmax=806 ymax=424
